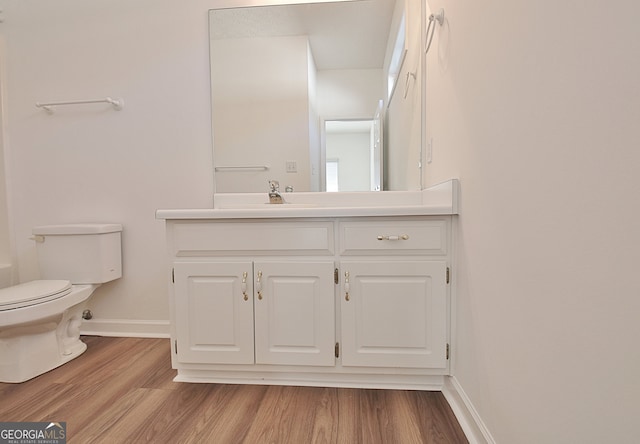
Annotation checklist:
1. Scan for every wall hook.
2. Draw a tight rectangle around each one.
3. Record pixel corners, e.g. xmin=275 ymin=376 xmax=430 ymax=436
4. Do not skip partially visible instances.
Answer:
xmin=425 ymin=8 xmax=445 ymax=54
xmin=431 ymin=8 xmax=445 ymax=26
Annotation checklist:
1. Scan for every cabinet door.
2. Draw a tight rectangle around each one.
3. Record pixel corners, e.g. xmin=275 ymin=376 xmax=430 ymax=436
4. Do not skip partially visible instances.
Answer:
xmin=174 ymin=262 xmax=255 ymax=364
xmin=254 ymin=261 xmax=335 ymax=366
xmin=340 ymin=260 xmax=447 ymax=368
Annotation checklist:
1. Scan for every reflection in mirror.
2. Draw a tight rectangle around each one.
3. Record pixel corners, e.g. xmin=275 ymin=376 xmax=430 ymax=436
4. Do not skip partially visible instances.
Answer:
xmin=209 ymin=0 xmax=423 ymax=193
xmin=323 ymin=99 xmax=383 ymax=192
xmin=325 ymin=120 xmax=377 ymax=192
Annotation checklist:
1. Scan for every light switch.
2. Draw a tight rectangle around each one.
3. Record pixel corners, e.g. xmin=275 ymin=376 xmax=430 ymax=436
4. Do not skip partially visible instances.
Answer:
xmin=286 ymin=161 xmax=297 ymax=173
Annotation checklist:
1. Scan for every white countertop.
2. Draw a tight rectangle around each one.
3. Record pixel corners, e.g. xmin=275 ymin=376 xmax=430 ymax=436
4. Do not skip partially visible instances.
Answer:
xmin=156 ymin=179 xmax=459 ymax=220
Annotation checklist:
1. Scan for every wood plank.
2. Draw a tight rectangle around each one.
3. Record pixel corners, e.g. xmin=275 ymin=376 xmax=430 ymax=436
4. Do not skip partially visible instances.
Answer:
xmin=386 ymin=390 xmax=427 ymax=443
xmin=309 ymin=387 xmax=339 ymax=444
xmin=412 ymin=390 xmax=470 ymax=443
xmin=78 ymin=388 xmax=172 ymax=443
xmin=359 ymin=389 xmax=393 ymax=443
xmin=335 ymin=388 xmax=360 ymax=444
xmin=174 ymin=384 xmax=267 ymax=443
xmin=243 ymin=385 xmax=315 ymax=443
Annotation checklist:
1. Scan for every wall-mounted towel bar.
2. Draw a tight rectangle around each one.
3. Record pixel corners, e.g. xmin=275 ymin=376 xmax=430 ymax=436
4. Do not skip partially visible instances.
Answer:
xmin=214 ymin=165 xmax=270 ymax=172
xmin=36 ymin=97 xmax=124 ymax=113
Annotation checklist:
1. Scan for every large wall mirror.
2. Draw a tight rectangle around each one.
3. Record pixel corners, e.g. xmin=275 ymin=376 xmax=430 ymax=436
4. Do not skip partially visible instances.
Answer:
xmin=209 ymin=0 xmax=424 ymax=193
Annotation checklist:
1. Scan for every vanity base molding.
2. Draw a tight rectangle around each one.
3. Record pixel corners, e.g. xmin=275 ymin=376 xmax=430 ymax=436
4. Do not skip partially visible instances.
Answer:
xmin=174 ymin=369 xmax=445 ymax=391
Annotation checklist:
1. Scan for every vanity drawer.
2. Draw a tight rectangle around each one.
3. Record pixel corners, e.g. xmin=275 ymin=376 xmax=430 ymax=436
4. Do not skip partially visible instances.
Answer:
xmin=170 ymin=220 xmax=334 ymax=256
xmin=339 ymin=220 xmax=448 ymax=255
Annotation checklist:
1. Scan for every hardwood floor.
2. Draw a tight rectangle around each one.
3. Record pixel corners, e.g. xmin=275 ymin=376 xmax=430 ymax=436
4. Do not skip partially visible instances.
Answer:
xmin=0 ymin=336 xmax=468 ymax=443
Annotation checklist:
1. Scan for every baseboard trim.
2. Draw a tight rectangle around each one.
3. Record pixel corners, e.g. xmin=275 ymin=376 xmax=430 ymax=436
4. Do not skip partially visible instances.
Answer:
xmin=175 ymin=370 xmax=445 ymax=391
xmin=442 ymin=376 xmax=495 ymax=444
xmin=80 ymin=318 xmax=170 ymax=338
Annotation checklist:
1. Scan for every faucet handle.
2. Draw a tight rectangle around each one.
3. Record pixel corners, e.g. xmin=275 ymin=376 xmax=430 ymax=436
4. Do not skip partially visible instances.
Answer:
xmin=269 ymin=180 xmax=280 ymax=192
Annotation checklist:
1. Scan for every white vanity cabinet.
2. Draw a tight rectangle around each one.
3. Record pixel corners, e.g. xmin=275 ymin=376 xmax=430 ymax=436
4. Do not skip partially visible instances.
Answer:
xmin=338 ymin=220 xmax=449 ymax=370
xmin=168 ymin=220 xmax=336 ymax=368
xmin=161 ymin=214 xmax=453 ymax=389
xmin=173 ymin=260 xmax=335 ymax=366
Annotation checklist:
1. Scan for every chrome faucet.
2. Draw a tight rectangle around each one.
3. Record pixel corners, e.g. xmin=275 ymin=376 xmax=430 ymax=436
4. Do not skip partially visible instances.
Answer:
xmin=268 ymin=180 xmax=284 ymax=204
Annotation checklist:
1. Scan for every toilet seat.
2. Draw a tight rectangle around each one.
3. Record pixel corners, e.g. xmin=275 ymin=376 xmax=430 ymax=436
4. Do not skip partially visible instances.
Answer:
xmin=0 ymin=280 xmax=72 ymax=311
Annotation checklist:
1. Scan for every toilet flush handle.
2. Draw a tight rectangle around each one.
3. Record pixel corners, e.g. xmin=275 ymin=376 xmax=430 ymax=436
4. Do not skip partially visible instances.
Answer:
xmin=29 ymin=235 xmax=45 ymax=243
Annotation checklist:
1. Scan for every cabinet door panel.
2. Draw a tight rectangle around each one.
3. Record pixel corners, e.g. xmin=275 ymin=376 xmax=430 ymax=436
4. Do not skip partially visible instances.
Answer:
xmin=174 ymin=262 xmax=254 ymax=364
xmin=341 ymin=261 xmax=447 ymax=368
xmin=254 ymin=261 xmax=335 ymax=366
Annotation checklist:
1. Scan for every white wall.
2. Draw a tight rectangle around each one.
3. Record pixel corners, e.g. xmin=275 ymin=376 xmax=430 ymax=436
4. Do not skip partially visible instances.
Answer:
xmin=211 ymin=35 xmax=312 ymax=193
xmin=0 ymin=0 xmax=217 ymax=334
xmin=424 ymin=0 xmax=640 ymax=442
xmin=317 ymin=68 xmax=383 ymax=119
xmin=325 ymin=131 xmax=370 ymax=191
xmin=0 ymin=62 xmax=12 ymax=275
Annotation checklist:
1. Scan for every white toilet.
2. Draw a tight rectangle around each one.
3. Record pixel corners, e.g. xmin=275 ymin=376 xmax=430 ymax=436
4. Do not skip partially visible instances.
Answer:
xmin=0 ymin=223 xmax=122 ymax=383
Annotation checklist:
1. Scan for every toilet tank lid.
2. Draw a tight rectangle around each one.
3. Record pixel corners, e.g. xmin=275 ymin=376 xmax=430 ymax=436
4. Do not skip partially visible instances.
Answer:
xmin=32 ymin=223 xmax=123 ymax=235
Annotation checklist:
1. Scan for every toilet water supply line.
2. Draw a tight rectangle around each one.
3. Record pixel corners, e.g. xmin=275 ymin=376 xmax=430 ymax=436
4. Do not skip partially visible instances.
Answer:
xmin=425 ymin=8 xmax=445 ymax=55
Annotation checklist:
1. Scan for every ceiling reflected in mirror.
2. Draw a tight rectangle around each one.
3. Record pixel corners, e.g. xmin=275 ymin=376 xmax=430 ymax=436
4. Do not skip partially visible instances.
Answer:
xmin=209 ymin=1 xmax=394 ymax=70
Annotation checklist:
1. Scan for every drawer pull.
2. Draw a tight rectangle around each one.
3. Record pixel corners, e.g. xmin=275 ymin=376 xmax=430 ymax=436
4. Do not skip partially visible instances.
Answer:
xmin=344 ymin=271 xmax=350 ymax=301
xmin=377 ymin=234 xmax=409 ymax=241
xmin=256 ymin=271 xmax=263 ymax=300
xmin=241 ymin=271 xmax=249 ymax=301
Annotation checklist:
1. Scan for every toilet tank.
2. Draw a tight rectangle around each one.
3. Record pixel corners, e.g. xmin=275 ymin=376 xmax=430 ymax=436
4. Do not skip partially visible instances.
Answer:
xmin=32 ymin=224 xmax=122 ymax=284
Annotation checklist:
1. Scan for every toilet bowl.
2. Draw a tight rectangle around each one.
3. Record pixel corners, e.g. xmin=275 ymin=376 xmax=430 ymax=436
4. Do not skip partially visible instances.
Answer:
xmin=0 ymin=224 xmax=122 ymax=383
